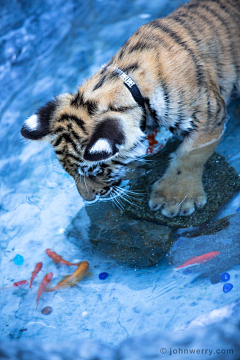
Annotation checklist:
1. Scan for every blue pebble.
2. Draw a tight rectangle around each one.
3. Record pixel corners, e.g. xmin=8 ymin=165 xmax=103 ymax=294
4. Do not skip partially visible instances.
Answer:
xmin=99 ymin=272 xmax=108 ymax=280
xmin=221 ymin=272 xmax=230 ymax=282
xmin=183 ymin=268 xmax=192 ymax=275
xmin=14 ymin=254 xmax=24 ymax=266
xmin=223 ymin=283 xmax=233 ymax=293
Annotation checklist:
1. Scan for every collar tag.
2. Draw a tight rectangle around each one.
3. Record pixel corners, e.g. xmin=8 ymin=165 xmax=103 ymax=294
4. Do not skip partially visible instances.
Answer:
xmin=107 ymin=66 xmax=147 ymax=132
xmin=113 ymin=68 xmax=135 ymax=88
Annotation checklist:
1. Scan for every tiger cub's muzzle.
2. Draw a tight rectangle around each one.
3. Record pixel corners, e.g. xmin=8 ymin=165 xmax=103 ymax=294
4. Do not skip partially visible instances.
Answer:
xmin=75 ymin=176 xmax=121 ymax=202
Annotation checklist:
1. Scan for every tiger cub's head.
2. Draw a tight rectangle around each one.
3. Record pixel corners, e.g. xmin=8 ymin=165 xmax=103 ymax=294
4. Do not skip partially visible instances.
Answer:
xmin=21 ymin=67 xmax=147 ymax=201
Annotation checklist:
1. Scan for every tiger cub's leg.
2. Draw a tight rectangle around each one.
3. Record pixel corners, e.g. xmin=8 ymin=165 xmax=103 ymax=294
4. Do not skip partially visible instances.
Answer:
xmin=149 ymin=92 xmax=227 ymax=218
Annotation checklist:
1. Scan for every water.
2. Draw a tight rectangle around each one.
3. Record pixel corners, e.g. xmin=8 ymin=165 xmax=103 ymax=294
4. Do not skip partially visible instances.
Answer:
xmin=0 ymin=0 xmax=239 ymax=348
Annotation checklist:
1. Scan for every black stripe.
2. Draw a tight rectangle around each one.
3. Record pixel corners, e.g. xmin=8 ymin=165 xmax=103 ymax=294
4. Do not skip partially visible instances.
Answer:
xmin=54 ymin=135 xmax=64 ymax=147
xmin=71 ymin=92 xmax=84 ymax=107
xmin=161 ymin=81 xmax=170 ymax=120
xmin=54 ymin=126 xmax=65 ymax=134
xmin=118 ymin=39 xmax=131 ymax=60
xmin=187 ymin=1 xmax=239 ymax=81
xmin=56 ymin=149 xmax=82 ymax=163
xmin=93 ymin=74 xmax=107 ymax=91
xmin=109 ymin=105 xmax=137 ymax=112
xmin=148 ymin=21 xmax=205 ymax=86
xmin=207 ymin=90 xmax=212 ymax=125
xmin=119 ymin=63 xmax=139 ymax=73
xmin=85 ymin=100 xmax=98 ymax=116
xmin=71 ymin=129 xmax=81 ymax=142
xmin=143 ymin=97 xmax=159 ymax=125
xmin=201 ymin=0 xmax=240 ymax=21
xmin=170 ymin=15 xmax=201 ymax=45
xmin=67 ymin=153 xmax=83 ymax=162
xmin=175 ymin=10 xmax=225 ymax=84
xmin=67 ymin=136 xmax=82 ymax=156
xmin=58 ymin=113 xmax=87 ymax=134
xmin=54 ymin=133 xmax=81 ymax=156
xmin=71 ymin=92 xmax=98 ymax=116
xmin=128 ymin=41 xmax=153 ymax=53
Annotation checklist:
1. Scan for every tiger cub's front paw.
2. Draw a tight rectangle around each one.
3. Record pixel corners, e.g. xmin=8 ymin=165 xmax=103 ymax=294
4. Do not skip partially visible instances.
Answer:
xmin=149 ymin=176 xmax=207 ymax=218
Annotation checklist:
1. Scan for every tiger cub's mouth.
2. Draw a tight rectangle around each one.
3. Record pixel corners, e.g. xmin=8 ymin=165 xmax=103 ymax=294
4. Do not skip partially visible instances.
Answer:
xmin=76 ymin=176 xmax=122 ymax=202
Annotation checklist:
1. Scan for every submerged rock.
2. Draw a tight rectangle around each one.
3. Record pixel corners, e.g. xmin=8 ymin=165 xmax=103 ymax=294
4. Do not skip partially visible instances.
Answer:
xmin=84 ymin=202 xmax=172 ymax=267
xmin=41 ymin=306 xmax=53 ymax=315
xmin=124 ymin=139 xmax=240 ymax=228
xmin=168 ymin=211 xmax=240 ymax=277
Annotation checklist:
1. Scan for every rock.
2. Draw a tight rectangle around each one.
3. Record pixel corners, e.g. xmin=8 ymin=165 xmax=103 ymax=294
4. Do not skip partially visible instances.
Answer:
xmin=124 ymin=139 xmax=240 ymax=228
xmin=74 ymin=201 xmax=172 ymax=267
xmin=41 ymin=306 xmax=53 ymax=315
xmin=168 ymin=211 xmax=240 ymax=277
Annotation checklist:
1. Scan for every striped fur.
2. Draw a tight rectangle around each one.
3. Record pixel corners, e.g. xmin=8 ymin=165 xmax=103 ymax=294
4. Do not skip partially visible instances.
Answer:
xmin=21 ymin=0 xmax=240 ymax=217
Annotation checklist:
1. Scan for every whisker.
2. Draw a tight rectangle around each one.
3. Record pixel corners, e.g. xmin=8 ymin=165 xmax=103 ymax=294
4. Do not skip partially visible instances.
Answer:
xmin=111 ymin=190 xmax=124 ymax=210
xmin=113 ymin=187 xmax=141 ymax=209
xmin=115 ymin=185 xmax=145 ymax=198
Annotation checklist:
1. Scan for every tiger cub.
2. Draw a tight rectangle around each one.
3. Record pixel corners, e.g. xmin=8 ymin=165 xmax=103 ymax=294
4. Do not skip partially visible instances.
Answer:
xmin=21 ymin=0 xmax=240 ymax=218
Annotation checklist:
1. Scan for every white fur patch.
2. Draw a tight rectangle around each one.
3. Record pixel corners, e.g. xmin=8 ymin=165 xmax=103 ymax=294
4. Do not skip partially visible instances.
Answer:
xmin=89 ymin=138 xmax=112 ymax=154
xmin=150 ymin=86 xmax=167 ymax=125
xmin=25 ymin=114 xmax=38 ymax=131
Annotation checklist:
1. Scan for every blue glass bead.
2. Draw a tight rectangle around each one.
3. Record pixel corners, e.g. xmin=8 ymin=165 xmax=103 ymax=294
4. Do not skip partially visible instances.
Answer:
xmin=221 ymin=272 xmax=230 ymax=282
xmin=183 ymin=268 xmax=192 ymax=275
xmin=236 ymin=206 xmax=240 ymax=212
xmin=99 ymin=272 xmax=108 ymax=280
xmin=14 ymin=254 xmax=24 ymax=265
xmin=223 ymin=283 xmax=233 ymax=293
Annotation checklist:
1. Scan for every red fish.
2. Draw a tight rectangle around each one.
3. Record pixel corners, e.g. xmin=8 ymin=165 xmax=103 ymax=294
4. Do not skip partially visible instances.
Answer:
xmin=0 ymin=280 xmax=28 ymax=290
xmin=30 ymin=262 xmax=43 ymax=289
xmin=13 ymin=280 xmax=28 ymax=287
xmin=176 ymin=251 xmax=220 ymax=269
xmin=36 ymin=272 xmax=53 ymax=309
xmin=46 ymin=249 xmax=79 ymax=266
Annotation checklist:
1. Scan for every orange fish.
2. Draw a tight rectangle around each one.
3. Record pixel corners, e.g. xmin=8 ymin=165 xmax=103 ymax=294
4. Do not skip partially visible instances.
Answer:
xmin=45 ymin=261 xmax=90 ymax=292
xmin=13 ymin=280 xmax=28 ymax=287
xmin=30 ymin=262 xmax=43 ymax=289
xmin=46 ymin=249 xmax=79 ymax=266
xmin=0 ymin=280 xmax=28 ymax=290
xmin=36 ymin=272 xmax=53 ymax=309
xmin=176 ymin=251 xmax=220 ymax=269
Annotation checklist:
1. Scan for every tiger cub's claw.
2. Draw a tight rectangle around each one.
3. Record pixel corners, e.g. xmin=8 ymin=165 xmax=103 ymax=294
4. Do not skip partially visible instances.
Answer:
xmin=149 ymin=176 xmax=207 ymax=218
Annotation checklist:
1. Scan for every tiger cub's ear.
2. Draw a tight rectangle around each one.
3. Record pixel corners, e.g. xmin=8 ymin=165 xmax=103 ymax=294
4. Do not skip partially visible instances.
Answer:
xmin=21 ymin=99 xmax=57 ymax=140
xmin=83 ymin=118 xmax=125 ymax=161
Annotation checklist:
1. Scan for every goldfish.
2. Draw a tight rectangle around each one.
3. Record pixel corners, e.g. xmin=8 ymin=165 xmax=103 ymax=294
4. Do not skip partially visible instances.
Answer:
xmin=13 ymin=280 xmax=28 ymax=287
xmin=45 ymin=261 xmax=90 ymax=292
xmin=46 ymin=248 xmax=79 ymax=266
xmin=0 ymin=280 xmax=28 ymax=290
xmin=30 ymin=262 xmax=43 ymax=289
xmin=36 ymin=272 xmax=53 ymax=309
xmin=176 ymin=251 xmax=220 ymax=269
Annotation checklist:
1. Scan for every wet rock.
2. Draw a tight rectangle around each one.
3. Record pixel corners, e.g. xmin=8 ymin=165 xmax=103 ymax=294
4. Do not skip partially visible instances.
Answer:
xmin=168 ymin=211 xmax=240 ymax=277
xmin=125 ymin=139 xmax=240 ymax=228
xmin=41 ymin=306 xmax=53 ymax=315
xmin=180 ymin=216 xmax=230 ymax=238
xmin=210 ymin=274 xmax=222 ymax=284
xmin=84 ymin=202 xmax=172 ymax=267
